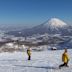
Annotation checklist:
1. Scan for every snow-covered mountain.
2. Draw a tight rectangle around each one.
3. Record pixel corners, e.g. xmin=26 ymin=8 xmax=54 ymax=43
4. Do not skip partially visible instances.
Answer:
xmin=43 ymin=18 xmax=67 ymax=29
xmin=7 ymin=18 xmax=72 ymax=36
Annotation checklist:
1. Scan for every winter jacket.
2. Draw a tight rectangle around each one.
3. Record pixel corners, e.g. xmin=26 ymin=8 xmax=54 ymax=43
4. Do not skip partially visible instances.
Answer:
xmin=62 ymin=52 xmax=69 ymax=63
xmin=27 ymin=49 xmax=31 ymax=56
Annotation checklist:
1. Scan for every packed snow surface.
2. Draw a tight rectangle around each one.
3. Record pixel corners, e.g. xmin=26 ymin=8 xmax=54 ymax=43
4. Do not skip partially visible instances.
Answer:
xmin=0 ymin=49 xmax=72 ymax=72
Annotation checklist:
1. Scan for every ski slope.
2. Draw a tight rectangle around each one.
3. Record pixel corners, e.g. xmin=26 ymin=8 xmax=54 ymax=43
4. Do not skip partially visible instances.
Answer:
xmin=0 ymin=49 xmax=72 ymax=72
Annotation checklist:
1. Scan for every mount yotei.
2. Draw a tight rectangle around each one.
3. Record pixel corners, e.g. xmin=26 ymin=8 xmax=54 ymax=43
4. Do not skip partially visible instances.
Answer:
xmin=7 ymin=18 xmax=72 ymax=36
xmin=1 ymin=18 xmax=72 ymax=50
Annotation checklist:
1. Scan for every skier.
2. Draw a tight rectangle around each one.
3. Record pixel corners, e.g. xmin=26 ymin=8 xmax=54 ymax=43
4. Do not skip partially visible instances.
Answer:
xmin=27 ymin=48 xmax=31 ymax=60
xmin=59 ymin=48 xmax=70 ymax=68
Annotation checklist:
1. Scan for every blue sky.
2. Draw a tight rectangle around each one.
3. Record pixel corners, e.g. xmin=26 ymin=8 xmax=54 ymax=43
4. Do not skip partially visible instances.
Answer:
xmin=0 ymin=0 xmax=72 ymax=27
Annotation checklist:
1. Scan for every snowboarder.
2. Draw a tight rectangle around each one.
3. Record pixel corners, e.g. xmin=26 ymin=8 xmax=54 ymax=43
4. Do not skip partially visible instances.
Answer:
xmin=59 ymin=48 xmax=70 ymax=68
xmin=27 ymin=48 xmax=31 ymax=60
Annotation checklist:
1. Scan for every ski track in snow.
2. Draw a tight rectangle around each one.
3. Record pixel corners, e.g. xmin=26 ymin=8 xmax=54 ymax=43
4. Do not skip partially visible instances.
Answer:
xmin=0 ymin=49 xmax=72 ymax=72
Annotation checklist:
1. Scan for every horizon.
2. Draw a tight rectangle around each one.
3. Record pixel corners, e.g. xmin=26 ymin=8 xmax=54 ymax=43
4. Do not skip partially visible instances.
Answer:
xmin=0 ymin=0 xmax=72 ymax=28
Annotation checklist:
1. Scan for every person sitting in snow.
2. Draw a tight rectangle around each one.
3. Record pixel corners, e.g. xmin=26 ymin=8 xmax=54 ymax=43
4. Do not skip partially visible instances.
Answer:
xmin=59 ymin=48 xmax=70 ymax=68
xmin=27 ymin=48 xmax=31 ymax=60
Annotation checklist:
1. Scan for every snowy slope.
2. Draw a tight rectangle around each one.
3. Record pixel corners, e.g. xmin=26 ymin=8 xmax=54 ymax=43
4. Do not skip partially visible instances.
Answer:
xmin=0 ymin=49 xmax=72 ymax=72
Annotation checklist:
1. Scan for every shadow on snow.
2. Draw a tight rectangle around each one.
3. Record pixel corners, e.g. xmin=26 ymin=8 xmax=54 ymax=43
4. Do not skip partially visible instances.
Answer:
xmin=14 ymin=65 xmax=57 ymax=69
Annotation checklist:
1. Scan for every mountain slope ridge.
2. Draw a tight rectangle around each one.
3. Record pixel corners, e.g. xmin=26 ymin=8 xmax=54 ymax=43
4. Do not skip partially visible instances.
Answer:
xmin=7 ymin=18 xmax=72 ymax=36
